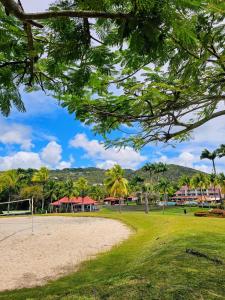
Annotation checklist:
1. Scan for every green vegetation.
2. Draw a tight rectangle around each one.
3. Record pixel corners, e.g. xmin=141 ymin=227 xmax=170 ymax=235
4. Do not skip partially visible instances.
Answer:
xmin=0 ymin=1 xmax=225 ymax=147
xmin=49 ymin=164 xmax=199 ymax=184
xmin=1 ymin=209 xmax=225 ymax=300
xmin=105 ymin=164 xmax=129 ymax=212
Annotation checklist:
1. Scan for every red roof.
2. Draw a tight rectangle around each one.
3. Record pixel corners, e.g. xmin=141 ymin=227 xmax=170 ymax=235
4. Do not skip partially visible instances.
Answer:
xmin=51 ymin=196 xmax=97 ymax=206
xmin=104 ymin=197 xmax=119 ymax=201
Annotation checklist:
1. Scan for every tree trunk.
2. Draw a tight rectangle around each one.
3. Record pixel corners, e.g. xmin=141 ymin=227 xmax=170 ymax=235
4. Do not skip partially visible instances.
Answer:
xmin=7 ymin=193 xmax=10 ymax=214
xmin=212 ymin=159 xmax=216 ymax=175
xmin=213 ymin=184 xmax=217 ymax=205
xmin=144 ymin=192 xmax=149 ymax=214
xmin=163 ymin=192 xmax=166 ymax=214
xmin=201 ymin=188 xmax=203 ymax=208
xmin=140 ymin=191 xmax=143 ymax=204
xmin=119 ymin=198 xmax=121 ymax=213
xmin=41 ymin=197 xmax=44 ymax=211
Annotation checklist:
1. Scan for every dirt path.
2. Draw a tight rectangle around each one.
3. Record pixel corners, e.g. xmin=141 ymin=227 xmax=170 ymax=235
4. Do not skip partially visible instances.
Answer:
xmin=0 ymin=216 xmax=131 ymax=291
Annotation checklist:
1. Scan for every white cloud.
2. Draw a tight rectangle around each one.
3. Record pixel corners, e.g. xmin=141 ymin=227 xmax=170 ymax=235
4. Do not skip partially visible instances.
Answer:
xmin=41 ymin=141 xmax=62 ymax=166
xmin=96 ymin=160 xmax=118 ymax=169
xmin=156 ymin=150 xmax=225 ymax=174
xmin=192 ymin=116 xmax=225 ymax=145
xmin=0 ymin=119 xmax=33 ymax=150
xmin=158 ymin=151 xmax=195 ymax=168
xmin=0 ymin=152 xmax=42 ymax=170
xmin=11 ymin=92 xmax=59 ymax=119
xmin=70 ymin=133 xmax=146 ymax=169
xmin=57 ymin=161 xmax=72 ymax=170
xmin=0 ymin=142 xmax=72 ymax=171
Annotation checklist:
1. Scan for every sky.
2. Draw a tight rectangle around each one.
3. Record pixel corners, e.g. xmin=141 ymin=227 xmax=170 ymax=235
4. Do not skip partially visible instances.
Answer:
xmin=1 ymin=1 xmax=225 ymax=173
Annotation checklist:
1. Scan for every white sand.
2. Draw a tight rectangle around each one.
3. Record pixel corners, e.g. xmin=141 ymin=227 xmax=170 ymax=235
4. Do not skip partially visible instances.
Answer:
xmin=0 ymin=216 xmax=131 ymax=291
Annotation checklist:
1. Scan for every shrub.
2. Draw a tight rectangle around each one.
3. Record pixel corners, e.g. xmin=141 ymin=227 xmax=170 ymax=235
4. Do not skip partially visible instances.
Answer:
xmin=209 ymin=209 xmax=224 ymax=215
xmin=194 ymin=211 xmax=209 ymax=217
xmin=208 ymin=209 xmax=225 ymax=218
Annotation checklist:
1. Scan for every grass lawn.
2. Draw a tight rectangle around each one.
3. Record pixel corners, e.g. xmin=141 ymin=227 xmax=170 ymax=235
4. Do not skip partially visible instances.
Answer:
xmin=1 ymin=208 xmax=225 ymax=300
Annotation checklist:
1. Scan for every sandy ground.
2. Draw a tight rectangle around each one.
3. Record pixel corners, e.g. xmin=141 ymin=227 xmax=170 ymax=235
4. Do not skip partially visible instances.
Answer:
xmin=0 ymin=216 xmax=131 ymax=291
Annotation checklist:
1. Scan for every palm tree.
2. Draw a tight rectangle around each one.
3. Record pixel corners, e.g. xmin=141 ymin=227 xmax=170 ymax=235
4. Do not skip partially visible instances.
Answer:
xmin=143 ymin=163 xmax=156 ymax=183
xmin=200 ymin=149 xmax=217 ymax=174
xmin=154 ymin=163 xmax=168 ymax=181
xmin=105 ymin=164 xmax=128 ymax=213
xmin=190 ymin=173 xmax=209 ymax=207
xmin=75 ymin=177 xmax=89 ymax=212
xmin=216 ymin=173 xmax=225 ymax=207
xmin=32 ymin=167 xmax=49 ymax=211
xmin=32 ymin=167 xmax=49 ymax=183
xmin=208 ymin=174 xmax=219 ymax=204
xmin=216 ymin=144 xmax=225 ymax=159
xmin=20 ymin=185 xmax=44 ymax=212
xmin=89 ymin=185 xmax=106 ymax=202
xmin=179 ymin=175 xmax=191 ymax=205
xmin=0 ymin=170 xmax=21 ymax=213
xmin=143 ymin=163 xmax=158 ymax=212
xmin=157 ymin=178 xmax=171 ymax=214
xmin=63 ymin=178 xmax=79 ymax=212
xmin=130 ymin=175 xmax=145 ymax=205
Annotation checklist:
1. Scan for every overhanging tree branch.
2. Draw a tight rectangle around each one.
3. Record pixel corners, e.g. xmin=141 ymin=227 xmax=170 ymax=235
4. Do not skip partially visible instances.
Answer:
xmin=0 ymin=0 xmax=132 ymax=24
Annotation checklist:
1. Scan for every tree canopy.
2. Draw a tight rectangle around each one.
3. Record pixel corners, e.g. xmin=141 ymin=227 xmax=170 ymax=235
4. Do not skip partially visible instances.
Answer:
xmin=0 ymin=0 xmax=225 ymax=147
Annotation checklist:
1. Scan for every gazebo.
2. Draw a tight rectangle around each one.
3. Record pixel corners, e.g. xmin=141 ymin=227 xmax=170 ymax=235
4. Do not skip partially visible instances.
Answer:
xmin=51 ymin=196 xmax=98 ymax=212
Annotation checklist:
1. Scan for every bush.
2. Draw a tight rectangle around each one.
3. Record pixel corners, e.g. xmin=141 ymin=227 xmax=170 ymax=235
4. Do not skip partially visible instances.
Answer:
xmin=209 ymin=209 xmax=224 ymax=215
xmin=194 ymin=211 xmax=209 ymax=217
xmin=209 ymin=209 xmax=225 ymax=217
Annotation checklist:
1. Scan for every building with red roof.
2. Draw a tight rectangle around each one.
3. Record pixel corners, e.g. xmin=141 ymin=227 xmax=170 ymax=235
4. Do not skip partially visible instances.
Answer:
xmin=51 ymin=196 xmax=98 ymax=212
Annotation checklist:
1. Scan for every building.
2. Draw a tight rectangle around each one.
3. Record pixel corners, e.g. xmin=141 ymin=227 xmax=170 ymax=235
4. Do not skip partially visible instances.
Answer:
xmin=51 ymin=196 xmax=98 ymax=212
xmin=104 ymin=197 xmax=124 ymax=206
xmin=104 ymin=195 xmax=137 ymax=206
xmin=171 ymin=185 xmax=221 ymax=204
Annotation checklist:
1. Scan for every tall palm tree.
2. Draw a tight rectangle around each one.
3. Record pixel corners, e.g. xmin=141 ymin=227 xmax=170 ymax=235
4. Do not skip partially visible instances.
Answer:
xmin=216 ymin=173 xmax=225 ymax=207
xmin=0 ymin=170 xmax=21 ymax=213
xmin=157 ymin=178 xmax=171 ymax=214
xmin=75 ymin=177 xmax=89 ymax=212
xmin=143 ymin=163 xmax=159 ymax=212
xmin=216 ymin=144 xmax=225 ymax=159
xmin=63 ymin=178 xmax=79 ymax=212
xmin=32 ymin=167 xmax=49 ymax=183
xmin=143 ymin=163 xmax=156 ymax=183
xmin=105 ymin=164 xmax=128 ymax=213
xmin=89 ymin=185 xmax=106 ymax=202
xmin=190 ymin=173 xmax=209 ymax=206
xmin=179 ymin=175 xmax=191 ymax=189
xmin=32 ymin=167 xmax=49 ymax=210
xmin=208 ymin=174 xmax=219 ymax=204
xmin=154 ymin=163 xmax=168 ymax=181
xmin=200 ymin=149 xmax=217 ymax=174
xmin=130 ymin=175 xmax=145 ymax=205
xmin=179 ymin=175 xmax=191 ymax=205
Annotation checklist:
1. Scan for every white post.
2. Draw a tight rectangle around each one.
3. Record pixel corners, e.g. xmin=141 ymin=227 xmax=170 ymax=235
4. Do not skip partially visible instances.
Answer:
xmin=31 ymin=197 xmax=34 ymax=234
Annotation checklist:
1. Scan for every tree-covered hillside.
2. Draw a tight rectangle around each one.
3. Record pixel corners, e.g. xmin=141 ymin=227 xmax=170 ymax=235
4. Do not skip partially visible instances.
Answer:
xmin=49 ymin=164 xmax=201 ymax=184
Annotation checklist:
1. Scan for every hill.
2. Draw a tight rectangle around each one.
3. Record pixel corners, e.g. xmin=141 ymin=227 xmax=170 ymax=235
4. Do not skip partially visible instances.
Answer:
xmin=50 ymin=164 xmax=201 ymax=184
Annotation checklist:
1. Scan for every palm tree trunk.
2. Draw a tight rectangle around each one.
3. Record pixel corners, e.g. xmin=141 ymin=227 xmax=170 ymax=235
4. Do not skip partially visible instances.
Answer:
xmin=213 ymin=184 xmax=217 ymax=205
xmin=163 ymin=192 xmax=166 ymax=214
xmin=119 ymin=198 xmax=121 ymax=213
xmin=7 ymin=193 xmax=10 ymax=214
xmin=144 ymin=192 xmax=149 ymax=214
xmin=201 ymin=188 xmax=203 ymax=208
xmin=140 ymin=191 xmax=143 ymax=205
xmin=41 ymin=197 xmax=44 ymax=211
xmin=212 ymin=159 xmax=216 ymax=175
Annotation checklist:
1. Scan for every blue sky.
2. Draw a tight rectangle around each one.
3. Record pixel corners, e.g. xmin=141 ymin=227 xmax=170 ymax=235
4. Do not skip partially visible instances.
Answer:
xmin=1 ymin=0 xmax=225 ymax=173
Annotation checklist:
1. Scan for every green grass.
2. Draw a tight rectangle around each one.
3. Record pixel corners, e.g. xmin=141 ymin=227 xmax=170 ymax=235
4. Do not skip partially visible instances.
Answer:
xmin=1 ymin=208 xmax=225 ymax=300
